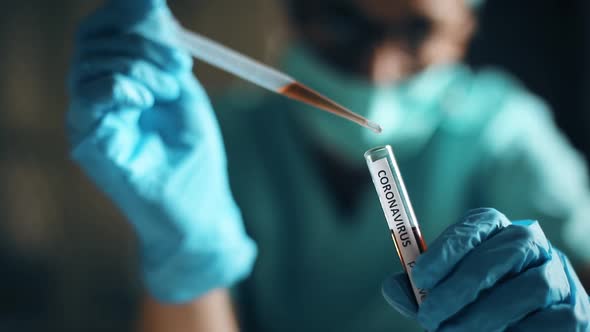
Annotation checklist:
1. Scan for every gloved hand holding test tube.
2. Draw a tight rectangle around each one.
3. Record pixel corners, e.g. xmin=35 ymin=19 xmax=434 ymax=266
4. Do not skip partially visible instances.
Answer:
xmin=365 ymin=145 xmax=428 ymax=305
xmin=366 ymin=146 xmax=590 ymax=331
xmin=168 ymin=19 xmax=382 ymax=134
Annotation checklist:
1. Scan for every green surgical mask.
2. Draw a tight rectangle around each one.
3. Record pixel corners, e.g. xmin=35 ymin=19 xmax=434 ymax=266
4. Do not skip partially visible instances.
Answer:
xmin=280 ymin=45 xmax=469 ymax=163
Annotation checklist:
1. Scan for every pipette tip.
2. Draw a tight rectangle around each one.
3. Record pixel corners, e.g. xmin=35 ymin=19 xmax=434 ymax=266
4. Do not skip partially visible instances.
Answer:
xmin=367 ymin=120 xmax=382 ymax=134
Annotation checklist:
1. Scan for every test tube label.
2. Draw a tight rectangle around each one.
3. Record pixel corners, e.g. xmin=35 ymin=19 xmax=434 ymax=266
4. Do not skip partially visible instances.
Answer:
xmin=368 ymin=157 xmax=426 ymax=304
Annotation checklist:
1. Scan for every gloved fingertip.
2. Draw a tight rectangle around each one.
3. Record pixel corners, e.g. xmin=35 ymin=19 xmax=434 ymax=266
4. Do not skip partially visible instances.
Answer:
xmin=510 ymin=220 xmax=551 ymax=257
xmin=461 ymin=207 xmax=504 ymax=221
xmin=460 ymin=209 xmax=512 ymax=236
xmin=382 ymin=273 xmax=418 ymax=319
xmin=511 ymin=219 xmax=537 ymax=227
xmin=150 ymin=73 xmax=181 ymax=101
xmin=464 ymin=206 xmax=497 ymax=215
xmin=118 ymin=77 xmax=155 ymax=109
xmin=165 ymin=50 xmax=193 ymax=74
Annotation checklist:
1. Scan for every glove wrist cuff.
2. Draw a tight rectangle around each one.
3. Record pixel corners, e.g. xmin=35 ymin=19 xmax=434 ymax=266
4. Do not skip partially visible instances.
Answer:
xmin=143 ymin=235 xmax=257 ymax=303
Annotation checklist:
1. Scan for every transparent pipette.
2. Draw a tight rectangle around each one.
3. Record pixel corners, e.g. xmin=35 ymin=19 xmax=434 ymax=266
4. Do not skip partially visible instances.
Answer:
xmin=170 ymin=21 xmax=382 ymax=134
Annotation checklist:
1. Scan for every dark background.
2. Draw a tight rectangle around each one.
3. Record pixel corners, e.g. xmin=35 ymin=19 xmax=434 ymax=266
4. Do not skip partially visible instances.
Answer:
xmin=0 ymin=0 xmax=587 ymax=331
xmin=468 ymin=0 xmax=590 ymax=157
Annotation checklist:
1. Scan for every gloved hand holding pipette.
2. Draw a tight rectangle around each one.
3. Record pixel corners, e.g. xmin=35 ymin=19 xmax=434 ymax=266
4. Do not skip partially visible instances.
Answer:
xmin=382 ymin=208 xmax=590 ymax=331
xmin=101 ymin=0 xmax=382 ymax=133
xmin=67 ymin=0 xmax=256 ymax=303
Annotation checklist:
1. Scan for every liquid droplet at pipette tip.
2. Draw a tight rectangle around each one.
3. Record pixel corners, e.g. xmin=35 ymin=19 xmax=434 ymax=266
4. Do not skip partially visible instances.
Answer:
xmin=366 ymin=120 xmax=382 ymax=134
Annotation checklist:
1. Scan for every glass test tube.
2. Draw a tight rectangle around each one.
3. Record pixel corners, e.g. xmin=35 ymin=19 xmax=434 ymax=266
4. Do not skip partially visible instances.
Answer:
xmin=365 ymin=145 xmax=427 ymax=305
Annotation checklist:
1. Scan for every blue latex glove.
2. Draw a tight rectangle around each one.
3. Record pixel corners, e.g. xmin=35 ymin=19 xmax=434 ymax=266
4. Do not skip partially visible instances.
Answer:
xmin=67 ymin=0 xmax=256 ymax=303
xmin=382 ymin=208 xmax=590 ymax=331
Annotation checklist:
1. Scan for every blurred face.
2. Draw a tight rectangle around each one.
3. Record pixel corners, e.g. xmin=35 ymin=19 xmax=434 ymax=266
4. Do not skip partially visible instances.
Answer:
xmin=286 ymin=0 xmax=475 ymax=84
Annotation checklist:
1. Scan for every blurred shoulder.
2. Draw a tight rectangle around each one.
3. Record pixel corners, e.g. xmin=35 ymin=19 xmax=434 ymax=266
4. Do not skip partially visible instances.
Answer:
xmin=473 ymin=67 xmax=551 ymax=120
xmin=468 ymin=67 xmax=558 ymax=156
xmin=442 ymin=65 xmax=554 ymax=139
